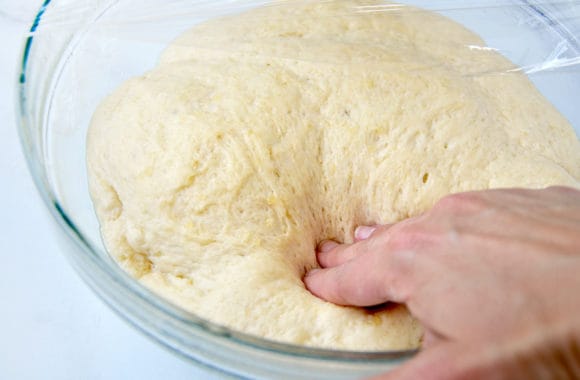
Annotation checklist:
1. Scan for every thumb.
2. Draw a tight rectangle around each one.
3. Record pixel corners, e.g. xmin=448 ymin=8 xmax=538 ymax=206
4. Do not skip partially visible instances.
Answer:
xmin=370 ymin=343 xmax=477 ymax=380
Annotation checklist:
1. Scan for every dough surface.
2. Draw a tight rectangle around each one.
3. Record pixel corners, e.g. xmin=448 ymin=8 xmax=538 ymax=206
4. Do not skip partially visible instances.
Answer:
xmin=87 ymin=0 xmax=580 ymax=350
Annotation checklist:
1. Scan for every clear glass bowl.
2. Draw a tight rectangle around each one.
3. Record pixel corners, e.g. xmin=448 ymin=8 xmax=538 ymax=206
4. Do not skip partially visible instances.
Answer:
xmin=17 ymin=1 xmax=580 ymax=378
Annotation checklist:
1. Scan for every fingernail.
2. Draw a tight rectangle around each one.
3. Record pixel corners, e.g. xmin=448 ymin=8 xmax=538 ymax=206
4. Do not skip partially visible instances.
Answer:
xmin=355 ymin=225 xmax=377 ymax=241
xmin=318 ymin=240 xmax=339 ymax=253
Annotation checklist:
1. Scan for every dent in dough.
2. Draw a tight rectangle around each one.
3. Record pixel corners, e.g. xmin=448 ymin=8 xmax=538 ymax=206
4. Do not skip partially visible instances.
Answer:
xmin=87 ymin=0 xmax=580 ymax=350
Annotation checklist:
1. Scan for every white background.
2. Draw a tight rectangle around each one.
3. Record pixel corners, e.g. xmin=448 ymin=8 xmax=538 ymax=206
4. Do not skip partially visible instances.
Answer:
xmin=0 ymin=1 xmax=220 ymax=379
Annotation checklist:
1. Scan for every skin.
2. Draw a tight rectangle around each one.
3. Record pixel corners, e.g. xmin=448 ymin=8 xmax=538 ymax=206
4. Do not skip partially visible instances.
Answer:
xmin=304 ymin=186 xmax=580 ymax=379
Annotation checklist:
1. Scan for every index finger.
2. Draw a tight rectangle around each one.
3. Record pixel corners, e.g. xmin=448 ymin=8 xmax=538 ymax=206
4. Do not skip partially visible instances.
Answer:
xmin=304 ymin=247 xmax=417 ymax=307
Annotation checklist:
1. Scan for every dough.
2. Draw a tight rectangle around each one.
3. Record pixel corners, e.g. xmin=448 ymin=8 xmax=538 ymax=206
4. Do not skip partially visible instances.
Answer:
xmin=87 ymin=0 xmax=580 ymax=350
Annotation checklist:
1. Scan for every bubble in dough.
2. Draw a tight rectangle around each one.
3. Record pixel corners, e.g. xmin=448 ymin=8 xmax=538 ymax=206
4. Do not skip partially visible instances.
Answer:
xmin=87 ymin=0 xmax=580 ymax=350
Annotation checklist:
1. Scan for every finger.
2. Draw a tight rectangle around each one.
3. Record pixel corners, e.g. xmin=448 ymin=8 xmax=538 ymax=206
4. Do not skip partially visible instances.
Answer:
xmin=374 ymin=337 xmax=543 ymax=380
xmin=316 ymin=240 xmax=359 ymax=268
xmin=317 ymin=240 xmax=341 ymax=253
xmin=371 ymin=343 xmax=470 ymax=380
xmin=305 ymin=247 xmax=416 ymax=306
xmin=318 ymin=225 xmax=394 ymax=268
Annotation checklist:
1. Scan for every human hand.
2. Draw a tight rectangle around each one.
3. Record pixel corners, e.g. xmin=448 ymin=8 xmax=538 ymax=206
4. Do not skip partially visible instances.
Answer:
xmin=304 ymin=187 xmax=580 ymax=379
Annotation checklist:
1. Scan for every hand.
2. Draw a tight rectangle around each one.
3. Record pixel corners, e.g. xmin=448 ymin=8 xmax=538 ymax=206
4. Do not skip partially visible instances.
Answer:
xmin=304 ymin=186 xmax=580 ymax=379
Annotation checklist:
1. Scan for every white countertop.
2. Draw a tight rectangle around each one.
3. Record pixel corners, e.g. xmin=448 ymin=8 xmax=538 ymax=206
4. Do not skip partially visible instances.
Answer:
xmin=0 ymin=2 xmax=220 ymax=379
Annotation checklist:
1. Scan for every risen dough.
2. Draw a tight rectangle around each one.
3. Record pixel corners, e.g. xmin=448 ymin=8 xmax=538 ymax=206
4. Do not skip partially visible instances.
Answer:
xmin=87 ymin=0 xmax=580 ymax=350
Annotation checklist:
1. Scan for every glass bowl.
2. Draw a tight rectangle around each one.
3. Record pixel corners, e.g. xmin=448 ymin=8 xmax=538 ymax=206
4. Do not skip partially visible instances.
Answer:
xmin=17 ymin=0 xmax=580 ymax=378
